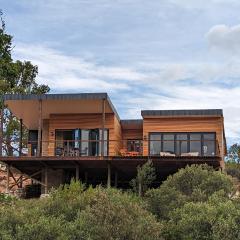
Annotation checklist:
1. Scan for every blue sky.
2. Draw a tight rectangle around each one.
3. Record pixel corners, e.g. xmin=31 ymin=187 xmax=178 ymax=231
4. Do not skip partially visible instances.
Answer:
xmin=1 ymin=0 xmax=240 ymax=144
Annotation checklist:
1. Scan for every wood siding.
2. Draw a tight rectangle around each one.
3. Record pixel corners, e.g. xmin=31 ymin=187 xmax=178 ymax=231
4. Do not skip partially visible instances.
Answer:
xmin=143 ymin=117 xmax=225 ymax=159
xmin=47 ymin=113 xmax=118 ymax=156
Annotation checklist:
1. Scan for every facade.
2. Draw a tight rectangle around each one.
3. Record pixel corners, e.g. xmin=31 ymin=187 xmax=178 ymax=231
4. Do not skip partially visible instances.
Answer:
xmin=0 ymin=93 xmax=226 ymax=194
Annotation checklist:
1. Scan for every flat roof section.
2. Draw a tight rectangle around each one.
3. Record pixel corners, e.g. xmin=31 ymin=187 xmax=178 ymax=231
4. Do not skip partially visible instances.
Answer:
xmin=141 ymin=109 xmax=223 ymax=118
xmin=121 ymin=119 xmax=143 ymax=129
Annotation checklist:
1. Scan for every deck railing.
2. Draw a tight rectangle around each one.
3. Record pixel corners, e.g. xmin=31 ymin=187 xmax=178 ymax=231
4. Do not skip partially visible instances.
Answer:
xmin=1 ymin=139 xmax=220 ymax=158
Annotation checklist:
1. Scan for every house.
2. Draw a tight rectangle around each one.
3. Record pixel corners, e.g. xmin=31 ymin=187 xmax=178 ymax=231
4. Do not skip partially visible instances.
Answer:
xmin=0 ymin=93 xmax=226 ymax=194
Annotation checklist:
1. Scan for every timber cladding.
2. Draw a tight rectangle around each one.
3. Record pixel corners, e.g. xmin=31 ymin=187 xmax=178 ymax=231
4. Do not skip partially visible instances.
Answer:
xmin=142 ymin=116 xmax=225 ymax=158
xmin=47 ymin=113 xmax=120 ymax=156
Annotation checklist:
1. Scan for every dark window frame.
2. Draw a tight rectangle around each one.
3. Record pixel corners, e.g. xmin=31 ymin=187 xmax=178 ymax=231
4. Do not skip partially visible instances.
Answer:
xmin=148 ymin=132 xmax=216 ymax=156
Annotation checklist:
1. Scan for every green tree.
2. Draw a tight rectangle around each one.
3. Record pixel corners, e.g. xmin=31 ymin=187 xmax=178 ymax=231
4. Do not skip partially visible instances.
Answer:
xmin=145 ymin=164 xmax=233 ymax=220
xmin=228 ymin=143 xmax=240 ymax=164
xmin=130 ymin=160 xmax=156 ymax=197
xmin=0 ymin=10 xmax=50 ymax=156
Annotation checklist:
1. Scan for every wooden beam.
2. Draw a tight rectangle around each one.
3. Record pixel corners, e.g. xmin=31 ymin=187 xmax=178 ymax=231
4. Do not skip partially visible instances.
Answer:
xmin=44 ymin=167 xmax=48 ymax=194
xmin=37 ymin=99 xmax=42 ymax=157
xmin=101 ymin=98 xmax=106 ymax=157
xmin=6 ymin=165 xmax=9 ymax=193
xmin=107 ymin=162 xmax=111 ymax=188
xmin=114 ymin=171 xmax=118 ymax=188
xmin=76 ymin=165 xmax=79 ymax=180
xmin=19 ymin=119 xmax=23 ymax=156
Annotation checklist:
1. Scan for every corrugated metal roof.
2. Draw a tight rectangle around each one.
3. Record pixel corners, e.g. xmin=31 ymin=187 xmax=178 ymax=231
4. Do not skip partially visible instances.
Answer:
xmin=141 ymin=109 xmax=223 ymax=117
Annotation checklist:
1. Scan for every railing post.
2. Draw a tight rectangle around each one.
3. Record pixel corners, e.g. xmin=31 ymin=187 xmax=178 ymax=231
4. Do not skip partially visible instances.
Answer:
xmin=101 ymin=98 xmax=106 ymax=157
xmin=44 ymin=167 xmax=48 ymax=194
xmin=37 ymin=99 xmax=42 ymax=157
xmin=76 ymin=164 xmax=79 ymax=180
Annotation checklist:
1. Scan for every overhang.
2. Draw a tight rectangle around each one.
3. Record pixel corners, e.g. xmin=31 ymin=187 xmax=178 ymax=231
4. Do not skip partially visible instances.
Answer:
xmin=3 ymin=93 xmax=120 ymax=129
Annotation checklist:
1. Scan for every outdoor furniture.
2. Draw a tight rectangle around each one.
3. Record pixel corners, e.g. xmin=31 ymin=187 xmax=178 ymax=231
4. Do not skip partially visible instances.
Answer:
xmin=181 ymin=152 xmax=199 ymax=157
xmin=160 ymin=152 xmax=176 ymax=157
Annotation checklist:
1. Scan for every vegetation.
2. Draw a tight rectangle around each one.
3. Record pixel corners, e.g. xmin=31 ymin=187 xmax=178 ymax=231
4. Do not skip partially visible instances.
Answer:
xmin=0 ymin=164 xmax=239 ymax=240
xmin=0 ymin=11 xmax=50 ymax=156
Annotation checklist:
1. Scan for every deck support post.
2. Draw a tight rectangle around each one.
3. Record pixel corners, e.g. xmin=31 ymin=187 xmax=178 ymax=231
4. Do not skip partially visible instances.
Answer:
xmin=6 ymin=165 xmax=9 ymax=193
xmin=101 ymin=98 xmax=106 ymax=158
xmin=107 ymin=162 xmax=111 ymax=188
xmin=114 ymin=171 xmax=118 ymax=188
xmin=19 ymin=119 xmax=23 ymax=156
xmin=84 ymin=171 xmax=88 ymax=184
xmin=37 ymin=99 xmax=42 ymax=157
xmin=44 ymin=167 xmax=48 ymax=194
xmin=76 ymin=165 xmax=79 ymax=181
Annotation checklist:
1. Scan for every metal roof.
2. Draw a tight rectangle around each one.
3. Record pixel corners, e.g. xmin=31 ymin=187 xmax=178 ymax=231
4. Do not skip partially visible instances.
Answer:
xmin=141 ymin=109 xmax=223 ymax=117
xmin=3 ymin=93 xmax=120 ymax=121
xmin=121 ymin=119 xmax=143 ymax=129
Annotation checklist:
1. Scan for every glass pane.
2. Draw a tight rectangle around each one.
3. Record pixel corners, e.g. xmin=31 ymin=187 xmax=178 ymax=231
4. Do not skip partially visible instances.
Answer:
xmin=99 ymin=129 xmax=108 ymax=156
xmin=190 ymin=134 xmax=201 ymax=155
xmin=74 ymin=129 xmax=80 ymax=148
xmin=149 ymin=134 xmax=161 ymax=155
xmin=176 ymin=134 xmax=188 ymax=155
xmin=163 ymin=134 xmax=175 ymax=153
xmin=81 ymin=130 xmax=89 ymax=156
xmin=203 ymin=134 xmax=215 ymax=156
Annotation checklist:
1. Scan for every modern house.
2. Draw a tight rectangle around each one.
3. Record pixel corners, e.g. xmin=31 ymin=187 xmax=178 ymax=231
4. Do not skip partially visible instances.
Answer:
xmin=0 ymin=93 xmax=226 ymax=194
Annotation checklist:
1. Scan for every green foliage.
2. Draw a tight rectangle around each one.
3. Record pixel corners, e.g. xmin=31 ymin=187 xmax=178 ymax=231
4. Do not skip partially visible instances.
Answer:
xmin=0 ymin=11 xmax=50 ymax=155
xmin=227 ymin=143 xmax=240 ymax=163
xmin=0 ymin=181 xmax=163 ymax=240
xmin=225 ymin=161 xmax=240 ymax=180
xmin=130 ymin=160 xmax=156 ymax=196
xmin=145 ymin=164 xmax=233 ymax=219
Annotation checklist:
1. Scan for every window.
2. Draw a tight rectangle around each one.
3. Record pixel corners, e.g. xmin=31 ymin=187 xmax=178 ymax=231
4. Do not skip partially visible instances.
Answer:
xmin=176 ymin=134 xmax=188 ymax=155
xmin=127 ymin=140 xmax=142 ymax=153
xmin=162 ymin=134 xmax=175 ymax=153
xmin=149 ymin=134 xmax=161 ymax=155
xmin=190 ymin=134 xmax=201 ymax=155
xmin=203 ymin=133 xmax=215 ymax=156
xmin=149 ymin=132 xmax=216 ymax=157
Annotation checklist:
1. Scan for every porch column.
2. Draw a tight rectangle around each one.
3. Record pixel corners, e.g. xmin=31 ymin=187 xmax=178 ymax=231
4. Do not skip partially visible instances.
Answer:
xmin=101 ymin=98 xmax=106 ymax=157
xmin=19 ymin=119 xmax=23 ymax=156
xmin=44 ymin=167 xmax=48 ymax=194
xmin=37 ymin=99 xmax=42 ymax=157
xmin=0 ymin=99 xmax=4 ymax=157
xmin=76 ymin=165 xmax=79 ymax=181
xmin=107 ymin=162 xmax=111 ymax=188
xmin=84 ymin=171 xmax=88 ymax=184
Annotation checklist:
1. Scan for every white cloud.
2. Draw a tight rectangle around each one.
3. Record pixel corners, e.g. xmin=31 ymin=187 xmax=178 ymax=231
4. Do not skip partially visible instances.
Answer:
xmin=12 ymin=44 xmax=240 ymax=145
xmin=206 ymin=24 xmax=240 ymax=54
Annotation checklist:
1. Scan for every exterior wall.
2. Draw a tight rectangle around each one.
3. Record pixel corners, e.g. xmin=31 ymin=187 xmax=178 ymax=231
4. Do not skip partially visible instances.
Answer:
xmin=122 ymin=129 xmax=143 ymax=149
xmin=143 ymin=117 xmax=225 ymax=159
xmin=47 ymin=113 xmax=119 ymax=156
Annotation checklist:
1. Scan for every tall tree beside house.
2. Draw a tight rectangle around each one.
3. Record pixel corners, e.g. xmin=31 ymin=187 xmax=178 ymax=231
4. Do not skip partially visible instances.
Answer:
xmin=227 ymin=143 xmax=240 ymax=164
xmin=0 ymin=10 xmax=50 ymax=156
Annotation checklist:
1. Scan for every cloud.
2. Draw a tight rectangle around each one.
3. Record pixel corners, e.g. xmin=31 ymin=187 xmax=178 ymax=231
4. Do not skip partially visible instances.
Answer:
xmin=206 ymin=24 xmax=240 ymax=55
xmin=12 ymin=44 xmax=240 ymax=145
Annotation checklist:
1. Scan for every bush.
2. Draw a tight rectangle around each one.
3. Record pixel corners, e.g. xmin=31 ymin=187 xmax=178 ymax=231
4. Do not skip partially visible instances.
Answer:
xmin=145 ymin=164 xmax=233 ymax=219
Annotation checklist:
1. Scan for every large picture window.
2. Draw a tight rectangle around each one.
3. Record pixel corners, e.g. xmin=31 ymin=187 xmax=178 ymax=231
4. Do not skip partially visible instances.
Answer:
xmin=149 ymin=132 xmax=216 ymax=156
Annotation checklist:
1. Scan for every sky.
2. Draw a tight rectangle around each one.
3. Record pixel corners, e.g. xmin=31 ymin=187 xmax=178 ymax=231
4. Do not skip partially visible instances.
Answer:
xmin=1 ymin=0 xmax=240 ymax=145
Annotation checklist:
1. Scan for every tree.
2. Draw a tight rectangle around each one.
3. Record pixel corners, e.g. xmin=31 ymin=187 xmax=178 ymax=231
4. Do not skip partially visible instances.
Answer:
xmin=145 ymin=164 xmax=233 ymax=220
xmin=0 ymin=10 xmax=50 ymax=156
xmin=130 ymin=160 xmax=156 ymax=197
xmin=227 ymin=143 xmax=240 ymax=164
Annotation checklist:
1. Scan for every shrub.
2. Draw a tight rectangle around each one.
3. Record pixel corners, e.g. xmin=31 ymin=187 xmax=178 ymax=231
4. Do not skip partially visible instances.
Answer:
xmin=145 ymin=164 xmax=233 ymax=220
